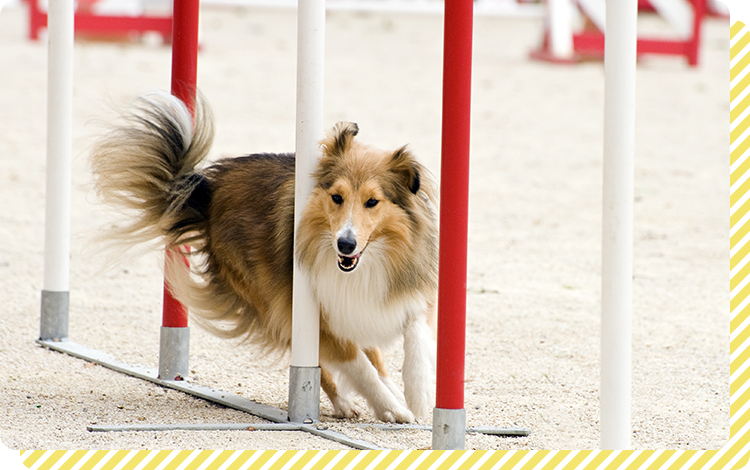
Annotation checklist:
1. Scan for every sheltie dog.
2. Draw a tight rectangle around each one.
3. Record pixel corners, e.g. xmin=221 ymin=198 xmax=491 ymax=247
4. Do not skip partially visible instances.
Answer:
xmin=90 ymin=92 xmax=439 ymax=423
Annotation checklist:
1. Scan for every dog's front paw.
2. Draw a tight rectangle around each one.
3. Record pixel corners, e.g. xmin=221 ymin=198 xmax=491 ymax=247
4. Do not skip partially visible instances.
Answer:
xmin=404 ymin=379 xmax=433 ymax=422
xmin=374 ymin=404 xmax=414 ymax=424
xmin=331 ymin=395 xmax=364 ymax=419
xmin=407 ymin=400 xmax=431 ymax=422
xmin=380 ymin=376 xmax=407 ymax=407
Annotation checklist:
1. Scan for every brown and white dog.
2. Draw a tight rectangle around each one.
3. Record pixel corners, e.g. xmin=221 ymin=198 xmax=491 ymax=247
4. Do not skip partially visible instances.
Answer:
xmin=91 ymin=92 xmax=439 ymax=423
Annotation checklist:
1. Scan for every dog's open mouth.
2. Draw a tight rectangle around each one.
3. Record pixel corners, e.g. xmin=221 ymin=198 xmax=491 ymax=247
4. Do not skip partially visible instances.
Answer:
xmin=337 ymin=253 xmax=361 ymax=272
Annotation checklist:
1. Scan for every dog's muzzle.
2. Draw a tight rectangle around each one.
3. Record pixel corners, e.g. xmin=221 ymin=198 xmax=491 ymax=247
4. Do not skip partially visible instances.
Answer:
xmin=336 ymin=235 xmax=360 ymax=272
xmin=337 ymin=253 xmax=360 ymax=272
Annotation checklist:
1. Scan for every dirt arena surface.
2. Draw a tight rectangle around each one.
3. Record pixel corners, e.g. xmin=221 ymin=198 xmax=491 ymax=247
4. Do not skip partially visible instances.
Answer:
xmin=0 ymin=3 xmax=730 ymax=450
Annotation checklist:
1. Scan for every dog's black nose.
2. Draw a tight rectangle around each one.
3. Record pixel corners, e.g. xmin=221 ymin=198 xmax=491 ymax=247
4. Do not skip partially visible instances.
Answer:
xmin=337 ymin=237 xmax=357 ymax=255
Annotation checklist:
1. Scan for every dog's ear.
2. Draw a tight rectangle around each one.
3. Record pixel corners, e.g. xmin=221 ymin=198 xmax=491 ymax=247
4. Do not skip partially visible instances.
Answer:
xmin=315 ymin=122 xmax=359 ymax=189
xmin=321 ymin=122 xmax=359 ymax=157
xmin=392 ymin=146 xmax=421 ymax=195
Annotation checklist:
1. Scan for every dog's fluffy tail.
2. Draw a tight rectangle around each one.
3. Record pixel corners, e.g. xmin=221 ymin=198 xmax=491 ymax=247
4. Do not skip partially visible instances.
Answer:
xmin=91 ymin=91 xmax=214 ymax=250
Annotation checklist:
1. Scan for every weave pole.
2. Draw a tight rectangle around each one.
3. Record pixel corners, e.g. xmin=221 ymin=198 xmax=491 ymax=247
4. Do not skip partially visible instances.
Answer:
xmin=601 ymin=0 xmax=637 ymax=450
xmin=40 ymin=0 xmax=75 ymax=342
xmin=158 ymin=0 xmax=200 ymax=382
xmin=548 ymin=0 xmax=574 ymax=60
xmin=288 ymin=0 xmax=325 ymax=423
xmin=432 ymin=0 xmax=474 ymax=451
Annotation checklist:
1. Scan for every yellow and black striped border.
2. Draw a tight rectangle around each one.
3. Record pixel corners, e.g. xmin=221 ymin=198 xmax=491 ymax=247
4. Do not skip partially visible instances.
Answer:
xmin=11 ymin=15 xmax=749 ymax=470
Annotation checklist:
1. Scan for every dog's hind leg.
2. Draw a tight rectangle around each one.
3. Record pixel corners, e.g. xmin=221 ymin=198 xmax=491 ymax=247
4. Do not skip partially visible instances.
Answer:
xmin=402 ymin=315 xmax=435 ymax=421
xmin=364 ymin=347 xmax=407 ymax=407
xmin=320 ymin=365 xmax=363 ymax=419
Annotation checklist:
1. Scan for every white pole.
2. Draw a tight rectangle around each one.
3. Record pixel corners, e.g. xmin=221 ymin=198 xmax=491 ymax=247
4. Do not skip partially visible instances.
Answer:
xmin=41 ymin=0 xmax=75 ymax=340
xmin=601 ymin=0 xmax=637 ymax=450
xmin=548 ymin=0 xmax=573 ymax=59
xmin=289 ymin=0 xmax=325 ymax=423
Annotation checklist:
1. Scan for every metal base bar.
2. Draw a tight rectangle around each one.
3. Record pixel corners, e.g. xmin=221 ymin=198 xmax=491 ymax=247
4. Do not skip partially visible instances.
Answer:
xmin=357 ymin=422 xmax=530 ymax=437
xmin=158 ymin=326 xmax=190 ymax=381
xmin=288 ymin=365 xmax=321 ymax=423
xmin=36 ymin=339 xmax=376 ymax=449
xmin=37 ymin=340 xmax=529 ymax=450
xmin=432 ymin=407 xmax=467 ymax=450
xmin=89 ymin=423 xmax=302 ymax=432
xmin=87 ymin=421 xmax=530 ymax=445
xmin=40 ymin=290 xmax=69 ymax=341
xmin=37 ymin=339 xmax=287 ymax=423
xmin=88 ymin=422 xmax=380 ymax=449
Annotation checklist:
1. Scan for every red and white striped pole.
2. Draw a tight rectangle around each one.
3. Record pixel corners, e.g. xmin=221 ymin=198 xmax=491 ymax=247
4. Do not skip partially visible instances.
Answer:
xmin=158 ymin=0 xmax=200 ymax=381
xmin=432 ymin=0 xmax=473 ymax=450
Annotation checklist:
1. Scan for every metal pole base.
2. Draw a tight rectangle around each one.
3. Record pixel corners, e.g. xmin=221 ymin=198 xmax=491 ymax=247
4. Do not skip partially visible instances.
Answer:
xmin=158 ymin=326 xmax=189 ymax=381
xmin=288 ymin=365 xmax=320 ymax=423
xmin=432 ymin=407 xmax=466 ymax=450
xmin=40 ymin=290 xmax=69 ymax=341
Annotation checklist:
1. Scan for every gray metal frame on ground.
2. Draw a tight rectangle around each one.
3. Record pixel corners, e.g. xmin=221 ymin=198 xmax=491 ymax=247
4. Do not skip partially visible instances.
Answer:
xmin=37 ymin=339 xmax=377 ymax=449
xmin=37 ymin=339 xmax=530 ymax=449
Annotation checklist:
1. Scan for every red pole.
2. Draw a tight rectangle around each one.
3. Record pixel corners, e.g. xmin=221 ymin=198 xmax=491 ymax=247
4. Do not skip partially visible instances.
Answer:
xmin=28 ymin=0 xmax=44 ymax=40
xmin=170 ymin=0 xmax=200 ymax=111
xmin=162 ymin=0 xmax=200 ymax=329
xmin=686 ymin=0 xmax=705 ymax=67
xmin=162 ymin=251 xmax=189 ymax=328
xmin=436 ymin=0 xmax=473 ymax=411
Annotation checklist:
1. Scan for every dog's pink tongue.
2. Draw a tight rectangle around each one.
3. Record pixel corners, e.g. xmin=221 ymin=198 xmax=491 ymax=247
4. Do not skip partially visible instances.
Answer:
xmin=338 ymin=252 xmax=360 ymax=271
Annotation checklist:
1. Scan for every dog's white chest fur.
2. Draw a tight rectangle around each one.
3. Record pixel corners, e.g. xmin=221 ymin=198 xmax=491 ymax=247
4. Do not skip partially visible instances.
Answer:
xmin=307 ymin=245 xmax=425 ymax=348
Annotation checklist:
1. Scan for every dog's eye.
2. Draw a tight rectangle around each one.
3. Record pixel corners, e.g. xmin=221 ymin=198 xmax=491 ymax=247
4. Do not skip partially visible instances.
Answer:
xmin=331 ymin=194 xmax=343 ymax=205
xmin=365 ymin=198 xmax=379 ymax=208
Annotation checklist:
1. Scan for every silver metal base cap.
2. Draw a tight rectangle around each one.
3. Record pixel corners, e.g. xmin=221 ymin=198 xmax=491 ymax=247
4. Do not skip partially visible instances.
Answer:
xmin=40 ymin=290 xmax=69 ymax=341
xmin=432 ymin=407 xmax=466 ymax=450
xmin=158 ymin=326 xmax=190 ymax=381
xmin=288 ymin=365 xmax=320 ymax=423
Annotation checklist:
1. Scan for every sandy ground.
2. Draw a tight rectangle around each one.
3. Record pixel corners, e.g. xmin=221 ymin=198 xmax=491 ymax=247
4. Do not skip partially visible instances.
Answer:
xmin=0 ymin=3 xmax=731 ymax=450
